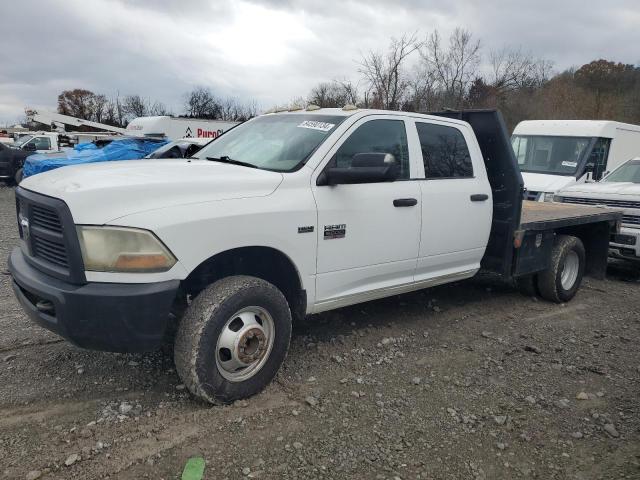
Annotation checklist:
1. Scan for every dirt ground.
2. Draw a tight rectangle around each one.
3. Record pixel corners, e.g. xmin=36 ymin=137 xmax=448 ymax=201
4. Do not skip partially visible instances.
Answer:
xmin=0 ymin=183 xmax=639 ymax=480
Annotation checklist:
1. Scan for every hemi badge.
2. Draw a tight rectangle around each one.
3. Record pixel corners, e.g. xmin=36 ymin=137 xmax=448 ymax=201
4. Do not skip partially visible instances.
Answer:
xmin=324 ymin=224 xmax=346 ymax=239
xmin=298 ymin=226 xmax=314 ymax=234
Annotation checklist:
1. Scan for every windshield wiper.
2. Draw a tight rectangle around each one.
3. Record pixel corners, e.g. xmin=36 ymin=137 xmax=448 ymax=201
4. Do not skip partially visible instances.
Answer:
xmin=206 ymin=156 xmax=257 ymax=169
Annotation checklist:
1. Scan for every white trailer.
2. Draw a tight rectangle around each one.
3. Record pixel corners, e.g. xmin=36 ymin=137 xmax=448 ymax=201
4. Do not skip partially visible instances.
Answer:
xmin=125 ymin=116 xmax=239 ymax=140
xmin=511 ymin=120 xmax=640 ymax=201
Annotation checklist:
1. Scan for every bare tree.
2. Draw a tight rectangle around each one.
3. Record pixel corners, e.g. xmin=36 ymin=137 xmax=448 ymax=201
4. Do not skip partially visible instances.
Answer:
xmin=489 ymin=47 xmax=553 ymax=93
xmin=123 ymin=94 xmax=148 ymax=118
xmin=403 ymin=65 xmax=437 ymax=112
xmin=307 ymin=79 xmax=359 ymax=108
xmin=420 ymin=28 xmax=481 ymax=108
xmin=359 ymin=33 xmax=420 ymax=110
xmin=184 ymin=87 xmax=221 ymax=119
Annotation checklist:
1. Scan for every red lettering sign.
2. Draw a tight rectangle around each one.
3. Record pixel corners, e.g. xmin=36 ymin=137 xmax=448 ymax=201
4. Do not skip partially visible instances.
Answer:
xmin=196 ymin=128 xmax=224 ymax=138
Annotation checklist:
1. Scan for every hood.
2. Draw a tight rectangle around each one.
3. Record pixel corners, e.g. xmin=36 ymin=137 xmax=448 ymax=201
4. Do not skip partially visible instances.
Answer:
xmin=521 ymin=172 xmax=577 ymax=193
xmin=20 ymin=159 xmax=284 ymax=224
xmin=558 ymin=181 xmax=640 ymax=197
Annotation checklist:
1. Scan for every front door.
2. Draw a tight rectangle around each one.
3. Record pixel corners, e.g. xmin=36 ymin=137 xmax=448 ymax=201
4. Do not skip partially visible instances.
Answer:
xmin=312 ymin=116 xmax=422 ymax=309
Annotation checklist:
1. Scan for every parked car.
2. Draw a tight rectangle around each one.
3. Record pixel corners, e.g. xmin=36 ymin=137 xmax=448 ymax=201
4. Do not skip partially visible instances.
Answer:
xmin=0 ymin=141 xmax=30 ymax=184
xmin=9 ymin=108 xmax=621 ymax=405
xmin=555 ymin=158 xmax=640 ymax=262
xmin=22 ymin=137 xmax=168 ymax=179
xmin=512 ymin=120 xmax=640 ymax=201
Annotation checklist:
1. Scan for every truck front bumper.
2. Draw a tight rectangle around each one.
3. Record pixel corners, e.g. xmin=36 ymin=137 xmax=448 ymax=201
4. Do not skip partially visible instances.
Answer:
xmin=610 ymin=226 xmax=640 ymax=261
xmin=8 ymin=247 xmax=180 ymax=353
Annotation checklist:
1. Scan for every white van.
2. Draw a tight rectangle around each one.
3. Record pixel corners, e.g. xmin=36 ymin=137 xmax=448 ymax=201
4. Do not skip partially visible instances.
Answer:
xmin=511 ymin=120 xmax=640 ymax=201
xmin=125 ymin=116 xmax=239 ymax=141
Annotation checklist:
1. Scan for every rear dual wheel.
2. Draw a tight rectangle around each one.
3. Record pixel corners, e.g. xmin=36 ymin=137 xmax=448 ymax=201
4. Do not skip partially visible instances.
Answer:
xmin=537 ymin=235 xmax=585 ymax=303
xmin=174 ymin=276 xmax=292 ymax=404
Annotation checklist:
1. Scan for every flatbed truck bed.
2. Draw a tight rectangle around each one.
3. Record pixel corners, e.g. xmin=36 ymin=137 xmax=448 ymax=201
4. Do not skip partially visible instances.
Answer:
xmin=520 ymin=200 xmax=622 ymax=231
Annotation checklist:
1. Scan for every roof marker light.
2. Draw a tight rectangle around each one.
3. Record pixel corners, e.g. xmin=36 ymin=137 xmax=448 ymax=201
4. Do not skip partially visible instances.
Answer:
xmin=306 ymin=104 xmax=321 ymax=111
xmin=289 ymin=104 xmax=304 ymax=111
xmin=342 ymin=104 xmax=358 ymax=111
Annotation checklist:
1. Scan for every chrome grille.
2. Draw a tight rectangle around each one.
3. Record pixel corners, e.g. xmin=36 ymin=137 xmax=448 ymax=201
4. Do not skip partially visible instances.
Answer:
xmin=622 ymin=215 xmax=640 ymax=226
xmin=561 ymin=196 xmax=640 ymax=209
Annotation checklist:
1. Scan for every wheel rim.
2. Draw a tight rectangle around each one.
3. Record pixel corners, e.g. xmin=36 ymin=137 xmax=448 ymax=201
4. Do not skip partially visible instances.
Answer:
xmin=560 ymin=250 xmax=580 ymax=290
xmin=215 ymin=306 xmax=275 ymax=382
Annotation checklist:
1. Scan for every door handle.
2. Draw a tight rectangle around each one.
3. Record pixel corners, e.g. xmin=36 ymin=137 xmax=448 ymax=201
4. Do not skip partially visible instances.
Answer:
xmin=470 ymin=194 xmax=489 ymax=202
xmin=393 ymin=198 xmax=418 ymax=207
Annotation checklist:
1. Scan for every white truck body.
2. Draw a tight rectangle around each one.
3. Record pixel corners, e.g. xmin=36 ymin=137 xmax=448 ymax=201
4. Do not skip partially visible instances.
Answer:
xmin=556 ymin=158 xmax=640 ymax=261
xmin=22 ymin=109 xmax=493 ymax=303
xmin=512 ymin=120 xmax=640 ymax=201
xmin=125 ymin=116 xmax=239 ymax=141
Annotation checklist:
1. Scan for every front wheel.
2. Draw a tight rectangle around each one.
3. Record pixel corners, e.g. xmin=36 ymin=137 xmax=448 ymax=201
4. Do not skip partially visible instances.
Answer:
xmin=537 ymin=235 xmax=585 ymax=303
xmin=174 ymin=276 xmax=292 ymax=404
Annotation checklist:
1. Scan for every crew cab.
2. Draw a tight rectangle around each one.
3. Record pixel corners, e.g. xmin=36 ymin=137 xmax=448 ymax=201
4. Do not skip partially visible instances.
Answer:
xmin=555 ymin=158 xmax=640 ymax=262
xmin=8 ymin=108 xmax=621 ymax=404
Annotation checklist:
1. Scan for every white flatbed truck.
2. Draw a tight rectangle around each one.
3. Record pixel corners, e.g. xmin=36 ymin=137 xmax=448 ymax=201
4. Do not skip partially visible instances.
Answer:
xmin=9 ymin=108 xmax=621 ymax=404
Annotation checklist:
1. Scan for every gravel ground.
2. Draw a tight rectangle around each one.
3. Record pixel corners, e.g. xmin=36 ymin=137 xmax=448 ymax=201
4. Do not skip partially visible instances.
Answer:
xmin=0 ymin=183 xmax=639 ymax=480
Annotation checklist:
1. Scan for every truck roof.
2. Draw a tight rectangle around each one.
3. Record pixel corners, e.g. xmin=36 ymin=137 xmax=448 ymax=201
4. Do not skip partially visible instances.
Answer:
xmin=265 ymin=107 xmax=471 ymax=127
xmin=513 ymin=119 xmax=640 ymax=138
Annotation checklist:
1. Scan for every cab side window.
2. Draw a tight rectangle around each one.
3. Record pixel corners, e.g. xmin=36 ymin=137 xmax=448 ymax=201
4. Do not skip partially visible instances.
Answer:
xmin=333 ymin=119 xmax=410 ymax=180
xmin=416 ymin=122 xmax=473 ymax=179
xmin=32 ymin=137 xmax=51 ymax=150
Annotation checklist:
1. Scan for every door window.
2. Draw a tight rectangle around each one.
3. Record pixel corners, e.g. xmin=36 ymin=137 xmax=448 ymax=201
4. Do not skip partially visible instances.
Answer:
xmin=416 ymin=122 xmax=473 ymax=178
xmin=333 ymin=119 xmax=410 ymax=179
xmin=31 ymin=137 xmax=52 ymax=150
xmin=584 ymin=137 xmax=611 ymax=180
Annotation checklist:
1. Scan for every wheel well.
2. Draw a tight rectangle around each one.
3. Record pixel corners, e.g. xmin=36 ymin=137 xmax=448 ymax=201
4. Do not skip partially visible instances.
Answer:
xmin=181 ymin=247 xmax=306 ymax=321
xmin=556 ymin=221 xmax=612 ymax=279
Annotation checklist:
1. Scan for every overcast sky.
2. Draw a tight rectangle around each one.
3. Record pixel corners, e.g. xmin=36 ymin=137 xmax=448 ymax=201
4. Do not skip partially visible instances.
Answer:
xmin=1 ymin=0 xmax=639 ymax=124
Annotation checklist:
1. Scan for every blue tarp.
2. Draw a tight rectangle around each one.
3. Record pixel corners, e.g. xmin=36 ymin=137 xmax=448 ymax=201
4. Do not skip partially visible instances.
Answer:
xmin=23 ymin=138 xmax=169 ymax=178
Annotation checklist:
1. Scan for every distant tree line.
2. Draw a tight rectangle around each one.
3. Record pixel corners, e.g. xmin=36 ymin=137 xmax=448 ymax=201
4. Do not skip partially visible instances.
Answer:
xmin=298 ymin=29 xmax=640 ymax=131
xmin=54 ymin=87 xmax=259 ymax=128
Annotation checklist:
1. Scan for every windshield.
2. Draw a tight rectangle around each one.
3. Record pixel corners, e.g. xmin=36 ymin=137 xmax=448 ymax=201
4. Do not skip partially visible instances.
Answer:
xmin=192 ymin=114 xmax=346 ymax=171
xmin=512 ymin=135 xmax=591 ymax=176
xmin=603 ymin=160 xmax=640 ymax=183
xmin=13 ymin=135 xmax=34 ymax=147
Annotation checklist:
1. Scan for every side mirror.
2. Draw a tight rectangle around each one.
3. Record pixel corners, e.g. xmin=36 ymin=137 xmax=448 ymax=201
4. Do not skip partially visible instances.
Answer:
xmin=23 ymin=143 xmax=37 ymax=152
xmin=318 ymin=152 xmax=399 ymax=186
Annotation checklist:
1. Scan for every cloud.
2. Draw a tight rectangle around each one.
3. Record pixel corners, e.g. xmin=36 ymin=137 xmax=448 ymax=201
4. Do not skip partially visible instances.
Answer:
xmin=1 ymin=0 xmax=639 ymax=124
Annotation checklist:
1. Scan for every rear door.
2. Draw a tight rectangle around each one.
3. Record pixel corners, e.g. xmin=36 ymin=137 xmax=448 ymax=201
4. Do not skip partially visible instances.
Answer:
xmin=410 ymin=119 xmax=492 ymax=281
xmin=312 ymin=115 xmax=422 ymax=309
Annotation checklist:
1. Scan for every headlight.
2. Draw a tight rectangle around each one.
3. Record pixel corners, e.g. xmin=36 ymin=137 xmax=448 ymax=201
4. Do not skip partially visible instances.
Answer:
xmin=76 ymin=226 xmax=176 ymax=273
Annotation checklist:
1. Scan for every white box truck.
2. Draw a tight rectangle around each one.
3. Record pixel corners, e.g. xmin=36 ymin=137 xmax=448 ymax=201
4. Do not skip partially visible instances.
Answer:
xmin=125 ymin=116 xmax=239 ymax=140
xmin=511 ymin=120 xmax=640 ymax=201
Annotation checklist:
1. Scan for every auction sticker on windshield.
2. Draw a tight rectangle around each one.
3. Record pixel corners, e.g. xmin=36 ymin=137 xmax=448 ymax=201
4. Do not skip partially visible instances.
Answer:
xmin=297 ymin=120 xmax=335 ymax=132
xmin=562 ymin=161 xmax=578 ymax=167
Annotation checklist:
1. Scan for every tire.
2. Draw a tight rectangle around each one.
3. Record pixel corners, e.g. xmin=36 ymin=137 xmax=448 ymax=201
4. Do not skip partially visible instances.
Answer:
xmin=174 ymin=275 xmax=292 ymax=404
xmin=536 ymin=235 xmax=585 ymax=303
xmin=14 ymin=168 xmax=23 ymax=185
xmin=515 ymin=274 xmax=538 ymax=297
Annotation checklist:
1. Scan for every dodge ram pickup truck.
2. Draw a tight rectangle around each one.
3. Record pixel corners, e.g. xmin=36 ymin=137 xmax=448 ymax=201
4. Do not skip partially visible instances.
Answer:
xmin=9 ymin=108 xmax=622 ymax=404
